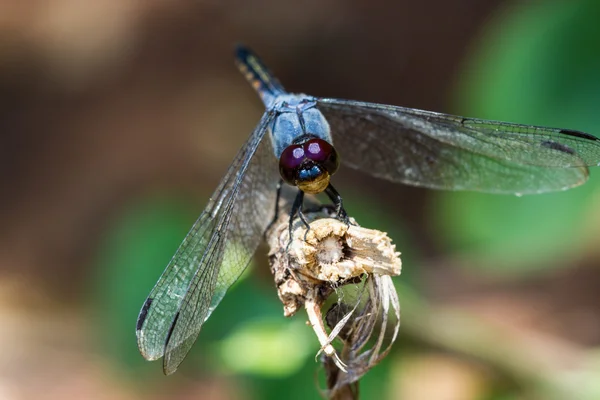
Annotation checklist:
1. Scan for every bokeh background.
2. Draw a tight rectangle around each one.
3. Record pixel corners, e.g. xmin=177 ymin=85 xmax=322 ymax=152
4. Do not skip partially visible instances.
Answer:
xmin=2 ymin=0 xmax=600 ymax=399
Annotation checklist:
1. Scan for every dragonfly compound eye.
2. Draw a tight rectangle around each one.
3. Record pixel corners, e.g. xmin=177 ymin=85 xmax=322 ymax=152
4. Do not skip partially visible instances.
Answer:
xmin=279 ymin=144 xmax=305 ymax=185
xmin=304 ymin=138 xmax=339 ymax=176
xmin=279 ymin=138 xmax=339 ymax=194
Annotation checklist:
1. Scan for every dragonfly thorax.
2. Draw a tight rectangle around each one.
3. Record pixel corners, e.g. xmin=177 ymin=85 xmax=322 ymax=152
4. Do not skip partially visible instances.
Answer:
xmin=269 ymin=94 xmax=333 ymax=158
xmin=279 ymin=137 xmax=339 ymax=194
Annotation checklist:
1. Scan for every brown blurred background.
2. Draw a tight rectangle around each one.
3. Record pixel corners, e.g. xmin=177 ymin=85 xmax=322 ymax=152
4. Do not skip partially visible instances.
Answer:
xmin=2 ymin=1 xmax=600 ymax=399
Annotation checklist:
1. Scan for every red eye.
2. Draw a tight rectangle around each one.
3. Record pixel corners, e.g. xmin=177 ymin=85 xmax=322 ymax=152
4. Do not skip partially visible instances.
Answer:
xmin=303 ymin=138 xmax=339 ymax=175
xmin=279 ymin=144 xmax=305 ymax=185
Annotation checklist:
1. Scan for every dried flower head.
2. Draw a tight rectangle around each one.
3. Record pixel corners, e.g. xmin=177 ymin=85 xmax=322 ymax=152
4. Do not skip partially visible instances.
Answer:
xmin=266 ymin=206 xmax=401 ymax=398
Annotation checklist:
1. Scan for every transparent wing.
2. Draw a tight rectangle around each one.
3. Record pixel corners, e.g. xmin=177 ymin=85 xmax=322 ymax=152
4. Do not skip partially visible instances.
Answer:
xmin=317 ymin=98 xmax=600 ymax=194
xmin=136 ymin=112 xmax=279 ymax=374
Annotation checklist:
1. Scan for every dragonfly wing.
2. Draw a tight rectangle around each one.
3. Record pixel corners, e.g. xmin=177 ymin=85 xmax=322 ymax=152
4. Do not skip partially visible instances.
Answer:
xmin=136 ymin=111 xmax=279 ymax=374
xmin=317 ymin=98 xmax=600 ymax=194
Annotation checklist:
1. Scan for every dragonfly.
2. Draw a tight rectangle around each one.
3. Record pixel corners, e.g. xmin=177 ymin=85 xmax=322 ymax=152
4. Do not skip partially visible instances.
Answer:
xmin=136 ymin=45 xmax=600 ymax=375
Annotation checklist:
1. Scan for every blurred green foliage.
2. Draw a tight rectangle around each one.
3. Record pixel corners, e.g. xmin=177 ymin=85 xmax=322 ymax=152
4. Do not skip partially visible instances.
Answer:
xmin=433 ymin=0 xmax=600 ymax=274
xmin=91 ymin=197 xmax=199 ymax=376
xmin=92 ymin=0 xmax=600 ymax=398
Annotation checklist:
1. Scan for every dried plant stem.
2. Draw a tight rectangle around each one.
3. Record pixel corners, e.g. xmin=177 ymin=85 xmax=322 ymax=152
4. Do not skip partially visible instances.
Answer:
xmin=266 ymin=206 xmax=402 ymax=399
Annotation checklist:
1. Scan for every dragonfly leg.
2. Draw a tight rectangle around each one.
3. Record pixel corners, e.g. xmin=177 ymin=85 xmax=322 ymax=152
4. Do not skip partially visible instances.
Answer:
xmin=264 ymin=179 xmax=284 ymax=239
xmin=287 ymin=190 xmax=311 ymax=250
xmin=298 ymin=207 xmax=311 ymax=242
xmin=325 ymin=183 xmax=351 ymax=225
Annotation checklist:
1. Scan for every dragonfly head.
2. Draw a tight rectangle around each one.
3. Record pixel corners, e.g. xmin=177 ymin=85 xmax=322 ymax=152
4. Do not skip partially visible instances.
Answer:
xmin=279 ymin=137 xmax=339 ymax=194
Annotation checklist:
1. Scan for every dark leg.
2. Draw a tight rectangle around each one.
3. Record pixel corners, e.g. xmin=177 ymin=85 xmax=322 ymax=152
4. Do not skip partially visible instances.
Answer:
xmin=273 ymin=179 xmax=283 ymax=220
xmin=288 ymin=190 xmax=310 ymax=240
xmin=264 ymin=180 xmax=284 ymax=238
xmin=325 ymin=183 xmax=350 ymax=224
